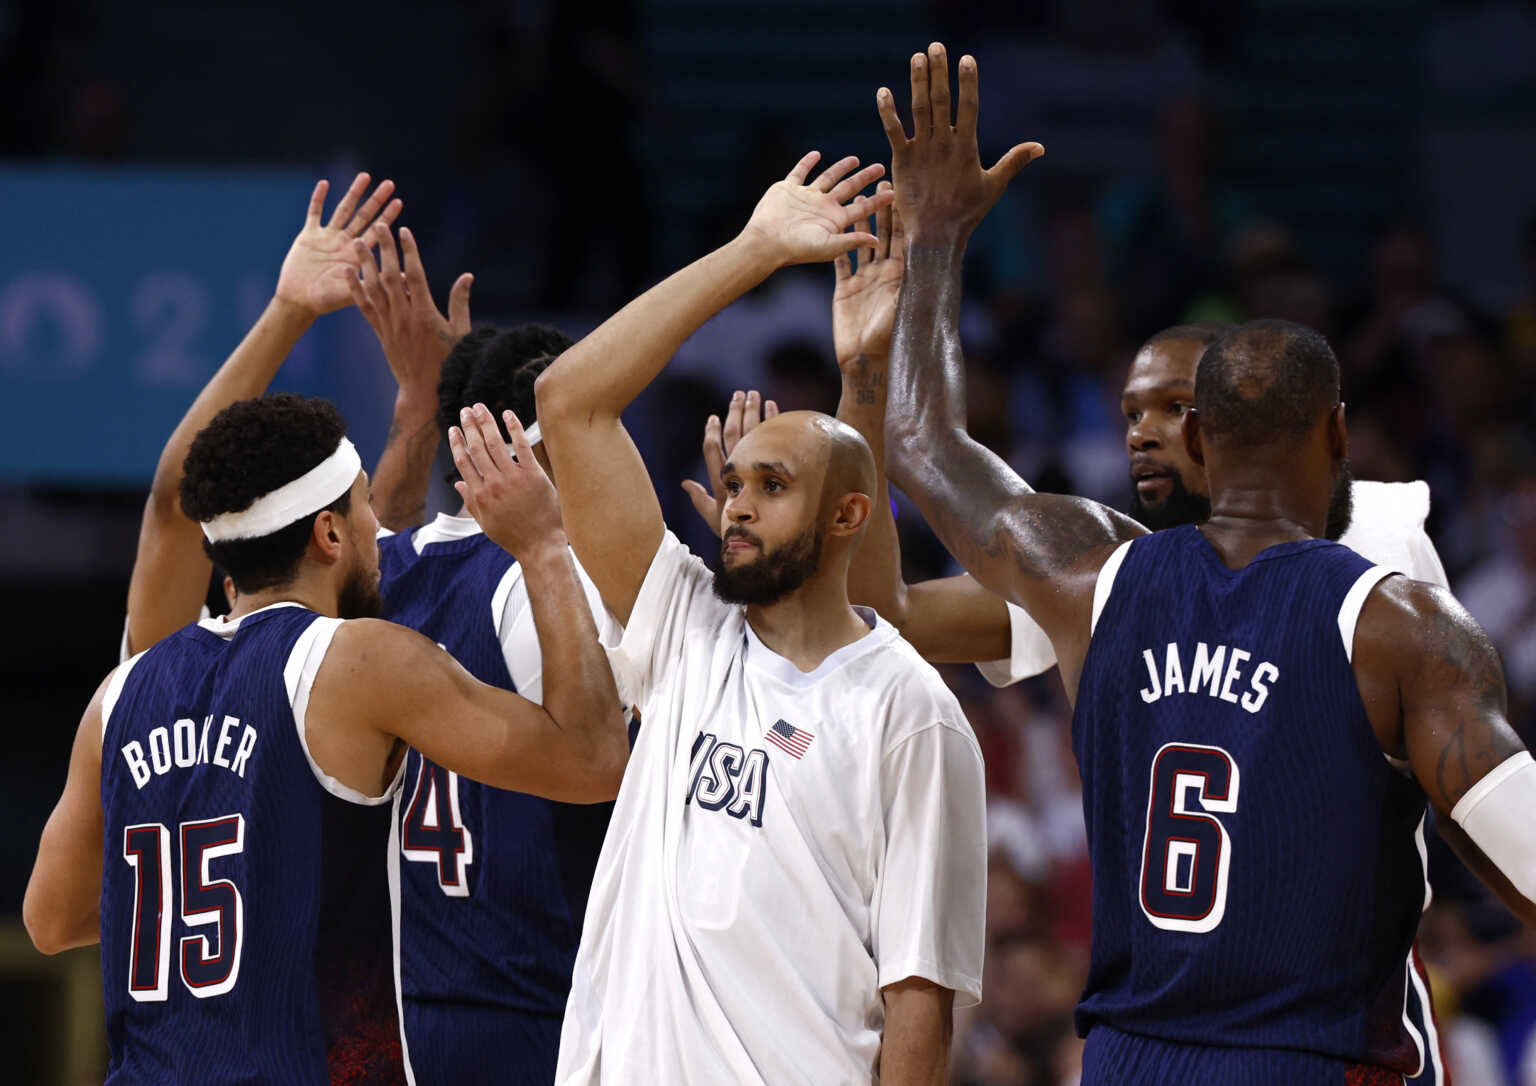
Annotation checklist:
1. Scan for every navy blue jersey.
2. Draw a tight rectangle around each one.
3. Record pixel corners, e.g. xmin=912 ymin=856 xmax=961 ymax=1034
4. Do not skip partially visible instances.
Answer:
xmin=379 ymin=524 xmax=612 ymax=1084
xmin=1072 ymin=526 xmax=1432 ymax=1077
xmin=100 ymin=604 xmax=401 ymax=1085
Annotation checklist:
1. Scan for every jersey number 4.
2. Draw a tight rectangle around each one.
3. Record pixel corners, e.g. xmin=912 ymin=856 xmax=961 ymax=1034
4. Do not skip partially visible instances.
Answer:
xmin=122 ymin=815 xmax=245 ymax=1001
xmin=1138 ymin=742 xmax=1240 ymax=934
xmin=401 ymin=760 xmax=474 ymax=896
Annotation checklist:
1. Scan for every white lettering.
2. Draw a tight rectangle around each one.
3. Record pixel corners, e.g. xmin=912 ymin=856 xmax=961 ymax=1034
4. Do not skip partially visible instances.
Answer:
xmin=1190 ymin=642 xmax=1226 ymax=695
xmin=213 ymin=716 xmax=239 ymax=768
xmin=1220 ymin=649 xmax=1252 ymax=704
xmin=727 ymin=749 xmax=769 ymax=827
xmin=1140 ymin=649 xmax=1162 ymax=703
xmin=230 ymin=726 xmax=258 ymax=778
xmin=148 ymin=727 xmax=172 ymax=774
xmin=197 ymin=715 xmax=213 ymax=763
xmin=122 ymin=741 xmax=151 ymax=789
xmin=1241 ymin=662 xmax=1280 ymax=714
xmin=1163 ymin=642 xmax=1186 ymax=696
xmin=172 ymin=718 xmax=197 ymax=768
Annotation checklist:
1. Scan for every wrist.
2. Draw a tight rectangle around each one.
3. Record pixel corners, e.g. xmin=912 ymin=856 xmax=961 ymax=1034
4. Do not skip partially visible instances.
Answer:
xmin=392 ymin=383 xmax=438 ymax=420
xmin=514 ymin=534 xmax=573 ymax=568
xmin=266 ymin=294 xmax=318 ymax=332
xmin=727 ymin=228 xmax=792 ymax=276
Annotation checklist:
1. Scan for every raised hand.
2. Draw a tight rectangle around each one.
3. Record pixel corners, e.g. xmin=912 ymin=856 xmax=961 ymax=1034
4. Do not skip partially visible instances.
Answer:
xmin=450 ymin=404 xmax=565 ymax=557
xmin=740 ymin=152 xmax=894 ymax=267
xmin=275 ymin=173 xmax=403 ymax=317
xmin=833 ymin=180 xmax=905 ymax=368
xmin=877 ymin=43 xmax=1043 ymax=243
xmin=350 ymin=224 xmax=473 ymax=397
xmin=682 ymin=390 xmax=778 ymax=536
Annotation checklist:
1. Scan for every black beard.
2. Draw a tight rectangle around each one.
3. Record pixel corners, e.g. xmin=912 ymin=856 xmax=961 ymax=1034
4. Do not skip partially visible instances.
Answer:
xmin=1129 ymin=471 xmax=1212 ymax=531
xmin=338 ymin=565 xmax=384 ymax=620
xmin=712 ymin=524 xmax=823 ymax=606
xmin=1325 ymin=459 xmax=1354 ymax=542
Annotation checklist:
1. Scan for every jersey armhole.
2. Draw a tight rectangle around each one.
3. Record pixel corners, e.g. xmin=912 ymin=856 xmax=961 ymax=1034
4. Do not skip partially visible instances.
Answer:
xmin=284 ymin=617 xmax=404 ymax=806
xmin=1337 ymin=566 xmax=1400 ymax=663
xmin=1089 ymin=539 xmax=1136 ymax=638
xmin=101 ymin=650 xmax=149 ymax=741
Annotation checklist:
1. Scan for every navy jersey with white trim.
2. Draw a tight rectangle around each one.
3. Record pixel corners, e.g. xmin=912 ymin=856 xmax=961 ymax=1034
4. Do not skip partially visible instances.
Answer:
xmin=1072 ymin=526 xmax=1430 ymax=1074
xmin=99 ymin=605 xmax=401 ymax=1085
xmin=379 ymin=525 xmax=612 ymax=1083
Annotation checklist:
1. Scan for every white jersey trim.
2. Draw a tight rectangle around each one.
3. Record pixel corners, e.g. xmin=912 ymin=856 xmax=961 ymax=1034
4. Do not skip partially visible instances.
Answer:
xmin=742 ymin=606 xmax=886 ymax=688
xmin=101 ymin=650 xmax=149 ymax=740
xmin=387 ymin=792 xmax=418 ymax=1085
xmin=1090 ymin=539 xmax=1135 ymax=637
xmin=1337 ymin=566 xmax=1398 ymax=663
xmin=283 ymin=616 xmax=404 ymax=806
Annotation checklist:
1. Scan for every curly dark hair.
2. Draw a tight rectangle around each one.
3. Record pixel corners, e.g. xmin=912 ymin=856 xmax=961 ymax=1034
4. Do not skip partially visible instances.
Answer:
xmin=437 ymin=323 xmax=573 ymax=455
xmin=180 ymin=393 xmax=354 ymax=593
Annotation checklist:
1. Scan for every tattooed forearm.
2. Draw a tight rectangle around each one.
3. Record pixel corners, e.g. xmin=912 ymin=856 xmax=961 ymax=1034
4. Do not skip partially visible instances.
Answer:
xmin=848 ymin=356 xmax=886 ymax=406
xmin=1418 ymin=601 xmax=1518 ymax=810
xmin=372 ymin=414 xmax=440 ymax=531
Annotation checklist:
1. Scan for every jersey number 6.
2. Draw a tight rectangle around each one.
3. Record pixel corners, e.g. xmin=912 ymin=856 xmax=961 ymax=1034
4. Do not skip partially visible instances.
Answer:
xmin=1138 ymin=742 xmax=1240 ymax=934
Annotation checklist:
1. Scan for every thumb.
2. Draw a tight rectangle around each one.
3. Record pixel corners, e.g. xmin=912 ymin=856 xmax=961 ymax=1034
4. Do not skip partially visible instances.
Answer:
xmin=986 ymin=141 xmax=1045 ymax=188
xmin=681 ymin=480 xmax=720 ymax=534
xmin=447 ymin=273 xmax=474 ymax=334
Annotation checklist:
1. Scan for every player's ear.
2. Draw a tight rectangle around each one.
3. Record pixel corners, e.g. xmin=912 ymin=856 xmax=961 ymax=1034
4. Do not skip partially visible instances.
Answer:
xmin=310 ymin=510 xmax=344 ymax=562
xmin=828 ymin=492 xmax=872 ymax=537
xmin=1329 ymin=402 xmax=1348 ymax=462
xmin=1183 ymin=407 xmax=1206 ymax=467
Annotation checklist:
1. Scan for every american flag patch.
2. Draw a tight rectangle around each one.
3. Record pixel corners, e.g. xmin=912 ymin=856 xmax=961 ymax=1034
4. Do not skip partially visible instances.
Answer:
xmin=765 ymin=719 xmax=814 ymax=759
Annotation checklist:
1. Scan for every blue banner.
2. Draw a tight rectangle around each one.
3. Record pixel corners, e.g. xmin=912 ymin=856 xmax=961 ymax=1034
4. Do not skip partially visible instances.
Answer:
xmin=0 ymin=166 xmax=395 ymax=486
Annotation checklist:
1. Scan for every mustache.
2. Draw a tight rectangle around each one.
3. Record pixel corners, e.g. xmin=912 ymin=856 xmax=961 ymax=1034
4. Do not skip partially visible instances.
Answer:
xmin=722 ymin=526 xmax=764 ymax=547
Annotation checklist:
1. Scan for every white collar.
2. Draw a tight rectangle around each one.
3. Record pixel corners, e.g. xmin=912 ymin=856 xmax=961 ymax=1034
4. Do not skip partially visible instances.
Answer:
xmin=742 ymin=606 xmax=889 ymax=688
xmin=197 ymin=601 xmax=308 ymax=640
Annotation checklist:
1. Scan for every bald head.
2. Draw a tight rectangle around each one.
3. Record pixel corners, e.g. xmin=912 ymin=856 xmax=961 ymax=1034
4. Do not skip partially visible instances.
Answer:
xmin=1195 ymin=319 xmax=1339 ymax=449
xmin=737 ymin=411 xmax=877 ymax=505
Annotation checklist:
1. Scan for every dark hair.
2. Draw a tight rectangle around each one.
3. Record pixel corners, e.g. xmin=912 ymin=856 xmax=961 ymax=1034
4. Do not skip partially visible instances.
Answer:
xmin=180 ymin=393 xmax=354 ymax=593
xmin=1195 ymin=319 xmax=1339 ymax=447
xmin=437 ymin=323 xmax=573 ymax=450
xmin=1143 ymin=321 xmax=1235 ymax=350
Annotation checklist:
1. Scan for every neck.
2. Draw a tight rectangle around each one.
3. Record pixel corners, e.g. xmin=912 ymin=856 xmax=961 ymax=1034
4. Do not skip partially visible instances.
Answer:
xmin=227 ymin=569 xmax=340 ymax=621
xmin=744 ymin=561 xmax=870 ymax=673
xmin=1200 ymin=467 xmax=1329 ymax=568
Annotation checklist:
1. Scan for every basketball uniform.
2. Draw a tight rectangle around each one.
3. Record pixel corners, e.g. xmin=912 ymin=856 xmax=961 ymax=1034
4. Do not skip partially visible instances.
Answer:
xmin=1071 ymin=526 xmax=1443 ymax=1084
xmin=99 ymin=603 xmax=403 ymax=1085
xmin=378 ymin=514 xmax=618 ymax=1085
xmin=556 ymin=531 xmax=987 ymax=1084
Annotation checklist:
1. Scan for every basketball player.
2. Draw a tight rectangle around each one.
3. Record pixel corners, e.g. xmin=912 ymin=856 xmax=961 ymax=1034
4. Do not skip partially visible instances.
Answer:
xmin=538 ymin=152 xmax=988 ymax=1083
xmin=874 ymin=43 xmax=1536 ymax=1082
xmin=23 ymin=394 xmax=626 ymax=1084
xmin=349 ymin=224 xmax=622 ymax=1085
xmin=123 ymin=173 xmax=403 ymax=656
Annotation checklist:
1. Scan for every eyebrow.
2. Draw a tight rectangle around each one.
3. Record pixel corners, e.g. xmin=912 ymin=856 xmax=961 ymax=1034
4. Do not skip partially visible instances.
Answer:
xmin=1122 ymin=380 xmax=1195 ymax=400
xmin=720 ymin=460 xmax=796 ymax=480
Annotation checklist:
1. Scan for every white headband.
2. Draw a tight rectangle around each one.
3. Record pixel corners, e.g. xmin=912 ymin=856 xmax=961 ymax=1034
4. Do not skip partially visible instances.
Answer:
xmin=201 ymin=438 xmax=362 ymax=543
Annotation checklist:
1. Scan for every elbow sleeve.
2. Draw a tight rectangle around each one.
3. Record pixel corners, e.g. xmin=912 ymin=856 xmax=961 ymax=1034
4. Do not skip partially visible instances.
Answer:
xmin=1452 ymin=751 xmax=1536 ymax=905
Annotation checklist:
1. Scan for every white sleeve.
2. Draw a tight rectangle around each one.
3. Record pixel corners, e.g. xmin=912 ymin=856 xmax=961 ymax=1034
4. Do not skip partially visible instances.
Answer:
xmin=872 ymin=723 xmax=987 ymax=1007
xmin=1452 ymin=751 xmax=1536 ymax=905
xmin=602 ymin=531 xmax=723 ymax=712
xmin=495 ymin=550 xmax=626 ymax=705
xmin=974 ymin=601 xmax=1058 ymax=687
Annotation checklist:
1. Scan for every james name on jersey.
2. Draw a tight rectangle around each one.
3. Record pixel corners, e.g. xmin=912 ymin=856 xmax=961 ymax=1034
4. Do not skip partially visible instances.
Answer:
xmin=1137 ymin=641 xmax=1280 ymax=714
xmin=119 ymin=715 xmax=259 ymax=789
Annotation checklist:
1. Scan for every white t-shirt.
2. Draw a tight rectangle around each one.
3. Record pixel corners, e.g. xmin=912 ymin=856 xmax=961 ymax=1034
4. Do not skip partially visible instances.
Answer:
xmin=975 ymin=478 xmax=1451 ymax=687
xmin=384 ymin=513 xmax=622 ymax=692
xmin=557 ymin=532 xmax=987 ymax=1085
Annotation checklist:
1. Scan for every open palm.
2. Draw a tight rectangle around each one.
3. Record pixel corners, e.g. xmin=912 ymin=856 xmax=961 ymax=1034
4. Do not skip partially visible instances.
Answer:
xmin=741 ymin=152 xmax=893 ymax=267
xmin=833 ymin=181 xmax=904 ymax=367
xmin=275 ymin=173 xmax=403 ymax=317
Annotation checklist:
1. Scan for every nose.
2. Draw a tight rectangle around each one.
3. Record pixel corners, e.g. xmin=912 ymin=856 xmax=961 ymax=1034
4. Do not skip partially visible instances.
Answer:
xmin=1127 ymin=416 xmax=1161 ymax=453
xmin=726 ymin=493 xmax=755 ymax=523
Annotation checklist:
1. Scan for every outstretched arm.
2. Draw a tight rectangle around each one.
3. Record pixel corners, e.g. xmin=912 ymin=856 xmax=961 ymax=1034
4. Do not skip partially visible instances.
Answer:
xmin=878 ymin=44 xmax=1141 ymax=690
xmin=537 ymin=152 xmax=890 ymax=624
xmin=124 ymin=175 xmax=401 ymax=653
xmin=351 ymin=225 xmax=474 ymax=531
xmin=25 ymin=673 xmax=109 ymax=953
xmin=1356 ymin=578 xmax=1536 ymax=921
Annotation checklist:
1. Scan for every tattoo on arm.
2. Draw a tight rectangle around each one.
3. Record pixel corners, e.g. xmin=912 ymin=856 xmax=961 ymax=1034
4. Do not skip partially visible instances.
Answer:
xmin=1420 ymin=603 xmax=1518 ymax=810
xmin=849 ymin=356 xmax=885 ymax=406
